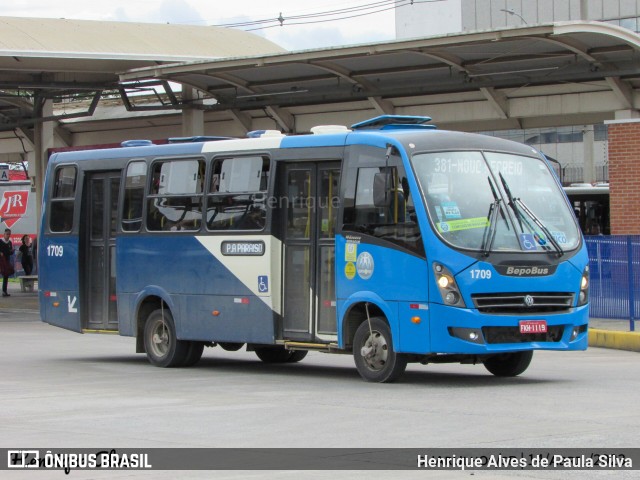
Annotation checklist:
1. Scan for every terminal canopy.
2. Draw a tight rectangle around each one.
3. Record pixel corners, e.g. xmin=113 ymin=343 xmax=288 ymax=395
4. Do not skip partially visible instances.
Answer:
xmin=118 ymin=21 xmax=640 ymax=133
xmin=0 ymin=16 xmax=284 ymax=130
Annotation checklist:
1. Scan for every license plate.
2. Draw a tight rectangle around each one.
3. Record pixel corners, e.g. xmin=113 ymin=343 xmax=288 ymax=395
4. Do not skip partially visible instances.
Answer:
xmin=519 ymin=320 xmax=548 ymax=334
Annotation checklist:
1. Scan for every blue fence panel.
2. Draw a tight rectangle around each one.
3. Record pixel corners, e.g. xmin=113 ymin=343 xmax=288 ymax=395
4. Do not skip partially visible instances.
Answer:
xmin=585 ymin=235 xmax=640 ymax=329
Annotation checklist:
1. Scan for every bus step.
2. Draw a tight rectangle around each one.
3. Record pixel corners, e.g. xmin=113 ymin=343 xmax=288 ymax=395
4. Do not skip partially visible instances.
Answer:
xmin=82 ymin=329 xmax=119 ymax=335
xmin=284 ymin=341 xmax=339 ymax=352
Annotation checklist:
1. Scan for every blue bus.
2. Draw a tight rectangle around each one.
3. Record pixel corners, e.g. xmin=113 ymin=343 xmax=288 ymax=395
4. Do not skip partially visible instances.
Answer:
xmin=38 ymin=115 xmax=589 ymax=382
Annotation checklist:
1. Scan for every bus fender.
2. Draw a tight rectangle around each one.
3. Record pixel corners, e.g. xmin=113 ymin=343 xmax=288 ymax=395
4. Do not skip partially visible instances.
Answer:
xmin=132 ymin=286 xmax=178 ymax=353
xmin=338 ymin=292 xmax=399 ymax=351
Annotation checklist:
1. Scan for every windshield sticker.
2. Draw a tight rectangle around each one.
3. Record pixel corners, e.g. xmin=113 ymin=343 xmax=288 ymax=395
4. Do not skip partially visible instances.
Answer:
xmin=345 ymin=262 xmax=356 ymax=280
xmin=551 ymin=231 xmax=568 ymax=244
xmin=434 ymin=206 xmax=443 ymax=222
xmin=441 ymin=201 xmax=462 ymax=219
xmin=533 ymin=233 xmax=547 ymax=246
xmin=345 ymin=242 xmax=357 ymax=262
xmin=519 ymin=233 xmax=538 ymax=251
xmin=437 ymin=217 xmax=489 ymax=233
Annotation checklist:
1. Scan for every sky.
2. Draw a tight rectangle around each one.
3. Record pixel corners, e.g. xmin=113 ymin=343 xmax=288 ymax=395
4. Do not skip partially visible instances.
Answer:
xmin=2 ymin=0 xmax=413 ymax=50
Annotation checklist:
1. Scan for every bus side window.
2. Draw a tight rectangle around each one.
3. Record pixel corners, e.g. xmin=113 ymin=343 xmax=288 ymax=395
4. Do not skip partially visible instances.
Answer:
xmin=343 ymin=163 xmax=424 ymax=256
xmin=121 ymin=161 xmax=146 ymax=232
xmin=206 ymin=156 xmax=269 ymax=231
xmin=49 ymin=165 xmax=77 ymax=233
xmin=146 ymin=158 xmax=205 ymax=232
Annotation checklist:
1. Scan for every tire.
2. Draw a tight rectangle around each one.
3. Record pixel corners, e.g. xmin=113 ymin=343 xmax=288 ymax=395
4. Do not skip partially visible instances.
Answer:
xmin=143 ymin=308 xmax=189 ymax=368
xmin=353 ymin=317 xmax=407 ymax=383
xmin=483 ymin=351 xmax=533 ymax=377
xmin=287 ymin=350 xmax=308 ymax=363
xmin=182 ymin=341 xmax=205 ymax=367
xmin=219 ymin=342 xmax=244 ymax=352
xmin=255 ymin=346 xmax=297 ymax=363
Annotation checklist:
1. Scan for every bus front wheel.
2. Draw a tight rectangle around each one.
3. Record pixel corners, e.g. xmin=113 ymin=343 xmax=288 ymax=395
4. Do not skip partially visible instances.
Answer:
xmin=353 ymin=317 xmax=407 ymax=383
xmin=483 ymin=351 xmax=533 ymax=377
xmin=143 ymin=309 xmax=189 ymax=368
xmin=182 ymin=342 xmax=204 ymax=367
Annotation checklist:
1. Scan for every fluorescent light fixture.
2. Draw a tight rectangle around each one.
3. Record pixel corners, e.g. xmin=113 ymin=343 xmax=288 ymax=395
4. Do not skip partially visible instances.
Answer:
xmin=467 ymin=66 xmax=559 ymax=77
xmin=236 ymin=89 xmax=309 ymax=99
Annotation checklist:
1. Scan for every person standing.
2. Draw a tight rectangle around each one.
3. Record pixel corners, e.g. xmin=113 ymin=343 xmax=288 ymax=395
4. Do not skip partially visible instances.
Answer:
xmin=0 ymin=228 xmax=14 ymax=297
xmin=19 ymin=234 xmax=34 ymax=275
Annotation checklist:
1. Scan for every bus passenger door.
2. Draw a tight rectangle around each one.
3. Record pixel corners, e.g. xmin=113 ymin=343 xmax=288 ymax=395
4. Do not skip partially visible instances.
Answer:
xmin=279 ymin=162 xmax=340 ymax=342
xmin=82 ymin=171 xmax=120 ymax=331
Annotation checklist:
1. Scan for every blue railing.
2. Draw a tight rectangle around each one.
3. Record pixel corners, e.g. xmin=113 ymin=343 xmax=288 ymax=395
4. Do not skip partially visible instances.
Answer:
xmin=585 ymin=235 xmax=640 ymax=330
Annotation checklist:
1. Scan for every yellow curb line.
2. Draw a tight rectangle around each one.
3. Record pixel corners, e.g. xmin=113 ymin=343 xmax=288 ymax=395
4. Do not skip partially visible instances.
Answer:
xmin=589 ymin=328 xmax=640 ymax=352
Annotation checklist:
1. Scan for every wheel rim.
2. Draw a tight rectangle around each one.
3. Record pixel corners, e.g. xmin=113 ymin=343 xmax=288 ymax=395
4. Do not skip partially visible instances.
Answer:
xmin=149 ymin=318 xmax=170 ymax=358
xmin=360 ymin=330 xmax=389 ymax=371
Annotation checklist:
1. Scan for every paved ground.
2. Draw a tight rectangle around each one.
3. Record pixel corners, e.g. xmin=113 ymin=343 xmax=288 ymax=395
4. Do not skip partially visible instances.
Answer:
xmin=1 ymin=314 xmax=639 ymax=480
xmin=1 ymin=279 xmax=639 ymax=479
xmin=1 ymin=279 xmax=39 ymax=312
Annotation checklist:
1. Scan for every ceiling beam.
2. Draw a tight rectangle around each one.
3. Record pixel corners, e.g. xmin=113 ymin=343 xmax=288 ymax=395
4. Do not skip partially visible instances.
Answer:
xmin=265 ymin=106 xmax=294 ymax=132
xmin=368 ymin=96 xmax=394 ymax=115
xmin=309 ymin=60 xmax=396 ymax=113
xmin=480 ymin=87 xmax=509 ymax=119
xmin=54 ymin=125 xmax=73 ymax=146
xmin=228 ymin=109 xmax=253 ymax=132
xmin=605 ymin=76 xmax=635 ymax=109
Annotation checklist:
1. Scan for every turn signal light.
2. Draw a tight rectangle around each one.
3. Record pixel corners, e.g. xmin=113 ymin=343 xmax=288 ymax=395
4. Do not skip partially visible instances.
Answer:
xmin=578 ymin=266 xmax=589 ymax=306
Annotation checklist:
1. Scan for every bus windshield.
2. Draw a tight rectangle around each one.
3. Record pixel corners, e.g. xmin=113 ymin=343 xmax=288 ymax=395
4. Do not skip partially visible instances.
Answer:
xmin=411 ymin=150 xmax=580 ymax=253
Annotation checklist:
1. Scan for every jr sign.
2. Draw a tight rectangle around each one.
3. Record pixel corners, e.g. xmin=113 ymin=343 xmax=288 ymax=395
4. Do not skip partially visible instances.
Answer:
xmin=1 ymin=190 xmax=29 ymax=228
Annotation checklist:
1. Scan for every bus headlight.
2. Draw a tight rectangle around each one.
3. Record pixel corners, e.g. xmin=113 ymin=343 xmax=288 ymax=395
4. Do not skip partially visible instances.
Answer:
xmin=433 ymin=263 xmax=466 ymax=308
xmin=437 ymin=275 xmax=452 ymax=289
xmin=578 ymin=266 xmax=589 ymax=306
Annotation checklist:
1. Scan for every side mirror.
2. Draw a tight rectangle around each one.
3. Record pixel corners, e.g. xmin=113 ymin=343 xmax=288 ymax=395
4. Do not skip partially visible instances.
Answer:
xmin=373 ymin=172 xmax=391 ymax=207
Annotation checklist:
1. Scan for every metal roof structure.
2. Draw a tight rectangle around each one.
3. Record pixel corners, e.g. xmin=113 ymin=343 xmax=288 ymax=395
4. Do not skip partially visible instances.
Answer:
xmin=0 ymin=16 xmax=285 ymax=131
xmin=117 ymin=21 xmax=640 ymax=133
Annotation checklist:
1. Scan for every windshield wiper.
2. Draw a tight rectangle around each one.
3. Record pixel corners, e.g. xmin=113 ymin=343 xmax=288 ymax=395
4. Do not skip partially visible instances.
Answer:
xmin=515 ymin=198 xmax=564 ymax=257
xmin=480 ymin=198 xmax=500 ymax=257
xmin=498 ymin=173 xmax=564 ymax=257
xmin=480 ymin=176 xmax=508 ymax=257
xmin=499 ymin=172 xmax=524 ymax=231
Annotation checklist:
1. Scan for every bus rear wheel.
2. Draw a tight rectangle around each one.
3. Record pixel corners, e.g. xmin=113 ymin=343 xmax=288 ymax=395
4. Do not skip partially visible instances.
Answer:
xmin=353 ymin=317 xmax=407 ymax=383
xmin=143 ymin=309 xmax=189 ymax=368
xmin=483 ymin=351 xmax=533 ymax=377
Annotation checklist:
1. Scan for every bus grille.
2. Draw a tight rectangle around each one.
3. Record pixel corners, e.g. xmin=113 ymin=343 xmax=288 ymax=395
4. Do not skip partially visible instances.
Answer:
xmin=482 ymin=326 xmax=564 ymax=344
xmin=471 ymin=292 xmax=574 ymax=314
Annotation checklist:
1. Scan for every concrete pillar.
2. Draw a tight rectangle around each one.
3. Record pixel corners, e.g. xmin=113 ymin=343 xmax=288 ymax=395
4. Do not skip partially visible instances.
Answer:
xmin=181 ymin=88 xmax=204 ymax=137
xmin=34 ymin=98 xmax=54 ymax=231
xmin=580 ymin=0 xmax=589 ymax=20
xmin=582 ymin=126 xmax=595 ymax=184
xmin=605 ymin=119 xmax=640 ymax=234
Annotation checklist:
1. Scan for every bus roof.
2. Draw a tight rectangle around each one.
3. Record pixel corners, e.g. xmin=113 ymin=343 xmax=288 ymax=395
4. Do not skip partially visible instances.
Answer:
xmin=49 ymin=120 xmax=541 ymax=165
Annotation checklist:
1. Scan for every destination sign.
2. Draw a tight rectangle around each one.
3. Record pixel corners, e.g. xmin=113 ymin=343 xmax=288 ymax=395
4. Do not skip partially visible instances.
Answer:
xmin=221 ymin=240 xmax=265 ymax=256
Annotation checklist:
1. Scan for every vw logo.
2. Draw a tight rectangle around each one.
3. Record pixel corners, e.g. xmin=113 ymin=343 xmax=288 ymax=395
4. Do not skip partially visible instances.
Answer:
xmin=524 ymin=295 xmax=535 ymax=307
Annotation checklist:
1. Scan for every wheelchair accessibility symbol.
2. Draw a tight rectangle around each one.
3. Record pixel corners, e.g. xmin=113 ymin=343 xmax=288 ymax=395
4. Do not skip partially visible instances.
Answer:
xmin=519 ymin=233 xmax=538 ymax=251
xmin=258 ymin=275 xmax=269 ymax=293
